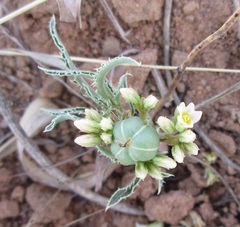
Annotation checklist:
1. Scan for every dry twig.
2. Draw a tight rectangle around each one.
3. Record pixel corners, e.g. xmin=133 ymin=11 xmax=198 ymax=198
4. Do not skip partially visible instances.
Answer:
xmin=100 ymin=0 xmax=131 ymax=43
xmin=154 ymin=8 xmax=240 ymax=114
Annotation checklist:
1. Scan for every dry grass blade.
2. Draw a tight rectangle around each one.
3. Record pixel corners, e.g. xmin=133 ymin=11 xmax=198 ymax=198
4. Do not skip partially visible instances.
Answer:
xmin=151 ymin=69 xmax=170 ymax=107
xmin=194 ymin=125 xmax=240 ymax=173
xmin=0 ymin=0 xmax=47 ymax=25
xmin=3 ymin=48 xmax=240 ymax=73
xmin=196 ymin=80 xmax=240 ymax=109
xmin=56 ymin=0 xmax=79 ymax=22
xmin=0 ymin=49 xmax=67 ymax=69
xmin=154 ymin=8 xmax=240 ymax=113
xmin=100 ymin=0 xmax=131 ymax=43
xmin=189 ymin=156 xmax=240 ymax=209
xmin=232 ymin=0 xmax=240 ymax=39
xmin=0 ymin=70 xmax=36 ymax=94
xmin=163 ymin=0 xmax=180 ymax=106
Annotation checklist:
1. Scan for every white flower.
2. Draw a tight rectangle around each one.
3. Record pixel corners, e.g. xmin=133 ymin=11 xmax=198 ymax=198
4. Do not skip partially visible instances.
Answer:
xmin=179 ymin=129 xmax=196 ymax=143
xmin=174 ymin=102 xmax=202 ymax=132
xmin=99 ymin=117 xmax=113 ymax=131
xmin=135 ymin=162 xmax=148 ymax=180
xmin=100 ymin=132 xmax=112 ymax=144
xmin=120 ymin=88 xmax=141 ymax=105
xmin=74 ymin=119 xmax=100 ymax=133
xmin=152 ymin=155 xmax=177 ymax=169
xmin=74 ymin=134 xmax=102 ymax=147
xmin=182 ymin=142 xmax=199 ymax=156
xmin=157 ymin=116 xmax=175 ymax=135
xmin=143 ymin=95 xmax=158 ymax=110
xmin=171 ymin=145 xmax=185 ymax=163
xmin=85 ymin=109 xmax=102 ymax=122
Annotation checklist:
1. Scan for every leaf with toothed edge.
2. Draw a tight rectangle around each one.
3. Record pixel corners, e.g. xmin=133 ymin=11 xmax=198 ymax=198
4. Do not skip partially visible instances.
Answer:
xmin=44 ymin=114 xmax=80 ymax=132
xmin=95 ymin=57 xmax=141 ymax=107
xmin=49 ymin=16 xmax=100 ymax=105
xmin=41 ymin=107 xmax=85 ymax=116
xmin=106 ymin=177 xmax=141 ymax=210
xmin=49 ymin=15 xmax=76 ymax=70
xmin=38 ymin=67 xmax=96 ymax=79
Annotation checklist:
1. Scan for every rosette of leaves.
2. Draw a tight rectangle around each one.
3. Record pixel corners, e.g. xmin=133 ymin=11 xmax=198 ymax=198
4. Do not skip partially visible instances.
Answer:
xmin=40 ymin=16 xmax=166 ymax=210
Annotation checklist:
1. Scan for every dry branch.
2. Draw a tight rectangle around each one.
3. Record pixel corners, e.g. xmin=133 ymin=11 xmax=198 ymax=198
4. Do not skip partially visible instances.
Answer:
xmin=154 ymin=8 xmax=240 ymax=114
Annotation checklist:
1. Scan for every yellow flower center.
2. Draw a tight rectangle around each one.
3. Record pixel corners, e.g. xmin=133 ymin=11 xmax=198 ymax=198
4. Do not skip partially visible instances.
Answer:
xmin=182 ymin=112 xmax=192 ymax=125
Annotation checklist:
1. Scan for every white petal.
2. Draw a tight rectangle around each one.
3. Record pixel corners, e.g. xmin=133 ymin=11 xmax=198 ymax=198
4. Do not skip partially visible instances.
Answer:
xmin=186 ymin=102 xmax=195 ymax=112
xmin=191 ymin=111 xmax=202 ymax=123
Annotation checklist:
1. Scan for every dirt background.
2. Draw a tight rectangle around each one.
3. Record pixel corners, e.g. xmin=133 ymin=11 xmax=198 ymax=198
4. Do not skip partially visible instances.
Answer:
xmin=0 ymin=0 xmax=240 ymax=226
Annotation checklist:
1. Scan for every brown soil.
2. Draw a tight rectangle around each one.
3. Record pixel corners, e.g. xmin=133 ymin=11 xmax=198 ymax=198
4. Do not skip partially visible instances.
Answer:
xmin=0 ymin=0 xmax=240 ymax=226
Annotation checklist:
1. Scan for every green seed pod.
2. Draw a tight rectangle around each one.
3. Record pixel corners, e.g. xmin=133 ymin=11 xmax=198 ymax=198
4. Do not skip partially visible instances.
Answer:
xmin=111 ymin=116 xmax=160 ymax=165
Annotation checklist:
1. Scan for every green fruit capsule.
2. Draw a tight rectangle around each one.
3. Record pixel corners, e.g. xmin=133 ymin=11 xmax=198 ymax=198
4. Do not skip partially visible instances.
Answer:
xmin=111 ymin=117 xmax=160 ymax=165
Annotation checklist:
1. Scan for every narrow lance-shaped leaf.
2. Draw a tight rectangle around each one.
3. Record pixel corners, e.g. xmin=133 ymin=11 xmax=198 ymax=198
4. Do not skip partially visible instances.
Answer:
xmin=49 ymin=16 xmax=100 ymax=105
xmin=44 ymin=114 xmax=80 ymax=132
xmin=49 ymin=15 xmax=76 ymax=70
xmin=96 ymin=57 xmax=141 ymax=107
xmin=38 ymin=67 xmax=96 ymax=79
xmin=41 ymin=107 xmax=85 ymax=116
xmin=106 ymin=177 xmax=141 ymax=210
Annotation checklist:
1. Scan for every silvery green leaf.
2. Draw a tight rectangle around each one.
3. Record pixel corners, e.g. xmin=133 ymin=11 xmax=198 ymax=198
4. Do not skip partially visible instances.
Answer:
xmin=44 ymin=114 xmax=80 ymax=132
xmin=42 ymin=107 xmax=85 ymax=116
xmin=162 ymin=172 xmax=174 ymax=178
xmin=97 ymin=146 xmax=117 ymax=162
xmin=106 ymin=177 xmax=141 ymax=210
xmin=38 ymin=67 xmax=95 ymax=79
xmin=49 ymin=16 xmax=99 ymax=104
xmin=96 ymin=57 xmax=140 ymax=107
xmin=157 ymin=179 xmax=164 ymax=195
xmin=49 ymin=15 xmax=76 ymax=70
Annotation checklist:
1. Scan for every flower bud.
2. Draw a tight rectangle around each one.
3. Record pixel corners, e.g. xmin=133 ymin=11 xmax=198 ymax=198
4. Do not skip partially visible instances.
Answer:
xmin=74 ymin=134 xmax=102 ymax=147
xmin=120 ymin=88 xmax=141 ymax=105
xmin=100 ymin=132 xmax=112 ymax=144
xmin=204 ymin=168 xmax=219 ymax=186
xmin=157 ymin=116 xmax=175 ymax=135
xmin=85 ymin=109 xmax=102 ymax=122
xmin=171 ymin=145 xmax=185 ymax=163
xmin=182 ymin=142 xmax=199 ymax=155
xmin=74 ymin=119 xmax=101 ymax=133
xmin=99 ymin=117 xmax=113 ymax=131
xmin=147 ymin=163 xmax=163 ymax=180
xmin=135 ymin=162 xmax=148 ymax=180
xmin=152 ymin=155 xmax=177 ymax=169
xmin=143 ymin=95 xmax=158 ymax=110
xmin=179 ymin=129 xmax=196 ymax=143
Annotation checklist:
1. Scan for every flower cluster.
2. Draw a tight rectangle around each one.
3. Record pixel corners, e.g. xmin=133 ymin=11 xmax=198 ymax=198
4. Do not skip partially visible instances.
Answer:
xmin=74 ymin=109 xmax=114 ymax=147
xmin=42 ymin=20 xmax=204 ymax=209
xmin=157 ymin=102 xmax=202 ymax=163
xmin=120 ymin=88 xmax=159 ymax=112
xmin=135 ymin=154 xmax=177 ymax=180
